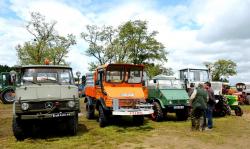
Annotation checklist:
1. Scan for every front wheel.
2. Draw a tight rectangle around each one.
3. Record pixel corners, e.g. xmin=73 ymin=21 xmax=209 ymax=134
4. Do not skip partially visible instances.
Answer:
xmin=151 ymin=102 xmax=164 ymax=122
xmin=68 ymin=113 xmax=78 ymax=135
xmin=98 ymin=106 xmax=108 ymax=127
xmin=234 ymin=106 xmax=243 ymax=116
xmin=12 ymin=117 xmax=25 ymax=141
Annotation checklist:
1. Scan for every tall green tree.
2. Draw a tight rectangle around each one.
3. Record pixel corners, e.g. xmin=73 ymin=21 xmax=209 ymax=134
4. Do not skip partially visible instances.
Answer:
xmin=16 ymin=12 xmax=76 ymax=65
xmin=0 ymin=65 xmax=12 ymax=72
xmin=117 ymin=20 xmax=167 ymax=64
xmin=81 ymin=25 xmax=116 ymax=70
xmin=204 ymin=59 xmax=237 ymax=82
xmin=81 ymin=20 xmax=168 ymax=72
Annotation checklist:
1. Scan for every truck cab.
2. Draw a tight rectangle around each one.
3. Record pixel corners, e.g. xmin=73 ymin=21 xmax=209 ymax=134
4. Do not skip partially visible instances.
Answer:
xmin=12 ymin=65 xmax=79 ymax=140
xmin=84 ymin=64 xmax=153 ymax=127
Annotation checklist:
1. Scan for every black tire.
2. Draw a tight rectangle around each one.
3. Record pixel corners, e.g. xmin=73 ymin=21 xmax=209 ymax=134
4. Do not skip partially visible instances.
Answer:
xmin=234 ymin=106 xmax=243 ymax=116
xmin=133 ymin=115 xmax=144 ymax=126
xmin=86 ymin=103 xmax=95 ymax=119
xmin=151 ymin=102 xmax=164 ymax=122
xmin=1 ymin=89 xmax=15 ymax=104
xmin=246 ymin=95 xmax=250 ymax=105
xmin=68 ymin=113 xmax=78 ymax=135
xmin=98 ymin=106 xmax=107 ymax=127
xmin=12 ymin=117 xmax=25 ymax=141
xmin=176 ymin=108 xmax=189 ymax=121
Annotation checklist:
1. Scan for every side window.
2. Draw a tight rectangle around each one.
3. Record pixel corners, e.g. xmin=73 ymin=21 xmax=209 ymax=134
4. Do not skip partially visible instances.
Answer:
xmin=96 ymin=70 xmax=103 ymax=86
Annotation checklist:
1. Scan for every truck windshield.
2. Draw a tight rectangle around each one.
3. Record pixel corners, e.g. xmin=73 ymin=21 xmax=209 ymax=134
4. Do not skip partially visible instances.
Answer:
xmin=157 ymin=79 xmax=184 ymax=89
xmin=106 ymin=66 xmax=124 ymax=83
xmin=180 ymin=69 xmax=209 ymax=82
xmin=126 ymin=67 xmax=143 ymax=83
xmin=22 ymin=68 xmax=74 ymax=85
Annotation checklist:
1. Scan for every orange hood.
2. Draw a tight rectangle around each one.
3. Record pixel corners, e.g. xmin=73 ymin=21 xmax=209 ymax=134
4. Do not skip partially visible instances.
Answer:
xmin=104 ymin=86 xmax=146 ymax=99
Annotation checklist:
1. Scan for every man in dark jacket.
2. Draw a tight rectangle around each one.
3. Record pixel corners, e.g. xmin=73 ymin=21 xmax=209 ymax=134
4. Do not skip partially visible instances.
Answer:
xmin=189 ymin=83 xmax=208 ymax=131
xmin=204 ymin=82 xmax=216 ymax=129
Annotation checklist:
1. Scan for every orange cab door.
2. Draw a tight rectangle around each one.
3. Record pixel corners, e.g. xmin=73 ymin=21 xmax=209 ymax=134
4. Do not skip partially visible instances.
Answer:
xmin=95 ymin=69 xmax=104 ymax=99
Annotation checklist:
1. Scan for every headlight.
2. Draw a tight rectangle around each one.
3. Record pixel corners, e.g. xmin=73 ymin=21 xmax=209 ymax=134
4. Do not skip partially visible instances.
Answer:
xmin=21 ymin=103 xmax=29 ymax=110
xmin=186 ymin=100 xmax=190 ymax=104
xmin=68 ymin=101 xmax=75 ymax=108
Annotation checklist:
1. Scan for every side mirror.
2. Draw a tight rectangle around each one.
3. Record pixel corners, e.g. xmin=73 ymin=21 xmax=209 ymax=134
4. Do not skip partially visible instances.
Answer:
xmin=95 ymin=80 xmax=100 ymax=85
xmin=142 ymin=80 xmax=145 ymax=86
xmin=153 ymin=79 xmax=157 ymax=84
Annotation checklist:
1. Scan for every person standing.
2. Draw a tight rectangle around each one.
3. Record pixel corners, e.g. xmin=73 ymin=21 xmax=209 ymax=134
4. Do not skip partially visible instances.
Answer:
xmin=189 ymin=83 xmax=208 ymax=131
xmin=204 ymin=82 xmax=216 ymax=129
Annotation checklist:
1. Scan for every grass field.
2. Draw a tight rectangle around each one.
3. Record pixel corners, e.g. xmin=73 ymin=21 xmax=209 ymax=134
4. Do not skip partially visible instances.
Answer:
xmin=1 ymin=99 xmax=250 ymax=149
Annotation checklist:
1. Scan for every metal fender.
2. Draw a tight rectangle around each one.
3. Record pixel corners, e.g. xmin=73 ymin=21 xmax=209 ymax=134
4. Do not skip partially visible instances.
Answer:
xmin=148 ymin=98 xmax=165 ymax=109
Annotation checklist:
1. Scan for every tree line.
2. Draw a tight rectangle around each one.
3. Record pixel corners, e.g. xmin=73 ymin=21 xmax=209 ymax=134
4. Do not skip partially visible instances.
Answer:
xmin=14 ymin=12 xmax=236 ymax=80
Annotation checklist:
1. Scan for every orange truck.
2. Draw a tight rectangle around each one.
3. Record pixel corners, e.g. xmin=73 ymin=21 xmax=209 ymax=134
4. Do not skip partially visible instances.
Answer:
xmin=84 ymin=64 xmax=153 ymax=127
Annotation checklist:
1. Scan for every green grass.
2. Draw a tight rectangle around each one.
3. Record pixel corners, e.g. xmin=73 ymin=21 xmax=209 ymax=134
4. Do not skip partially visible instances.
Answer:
xmin=1 ymin=101 xmax=250 ymax=149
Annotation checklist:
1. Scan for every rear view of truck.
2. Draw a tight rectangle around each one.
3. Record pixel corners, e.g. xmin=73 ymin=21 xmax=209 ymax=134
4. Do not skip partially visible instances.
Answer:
xmin=84 ymin=64 xmax=153 ymax=127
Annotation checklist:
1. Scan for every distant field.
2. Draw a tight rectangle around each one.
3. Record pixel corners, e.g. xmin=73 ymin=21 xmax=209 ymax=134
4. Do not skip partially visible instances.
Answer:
xmin=1 ymin=99 xmax=250 ymax=149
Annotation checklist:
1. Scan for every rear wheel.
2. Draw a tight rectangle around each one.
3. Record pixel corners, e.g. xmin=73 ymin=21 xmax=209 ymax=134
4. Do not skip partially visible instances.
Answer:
xmin=176 ymin=108 xmax=189 ymax=121
xmin=1 ymin=89 xmax=15 ymax=104
xmin=86 ymin=103 xmax=95 ymax=119
xmin=12 ymin=117 xmax=25 ymax=141
xmin=133 ymin=115 xmax=144 ymax=126
xmin=151 ymin=101 xmax=164 ymax=122
xmin=234 ymin=106 xmax=243 ymax=116
xmin=98 ymin=106 xmax=108 ymax=127
xmin=68 ymin=112 xmax=78 ymax=135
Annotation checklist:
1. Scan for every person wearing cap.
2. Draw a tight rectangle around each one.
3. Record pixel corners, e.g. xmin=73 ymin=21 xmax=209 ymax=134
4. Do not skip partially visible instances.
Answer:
xmin=189 ymin=83 xmax=208 ymax=131
xmin=204 ymin=82 xmax=216 ymax=130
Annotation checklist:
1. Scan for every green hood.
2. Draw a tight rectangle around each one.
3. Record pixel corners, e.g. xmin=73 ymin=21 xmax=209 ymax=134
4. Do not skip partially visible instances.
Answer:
xmin=160 ymin=89 xmax=189 ymax=100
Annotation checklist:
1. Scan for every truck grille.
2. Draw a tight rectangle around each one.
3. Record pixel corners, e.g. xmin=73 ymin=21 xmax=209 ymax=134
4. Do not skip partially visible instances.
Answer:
xmin=118 ymin=99 xmax=144 ymax=107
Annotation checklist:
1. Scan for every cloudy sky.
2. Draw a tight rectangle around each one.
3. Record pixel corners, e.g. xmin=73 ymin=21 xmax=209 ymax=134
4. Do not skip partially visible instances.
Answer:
xmin=0 ymin=0 xmax=250 ymax=84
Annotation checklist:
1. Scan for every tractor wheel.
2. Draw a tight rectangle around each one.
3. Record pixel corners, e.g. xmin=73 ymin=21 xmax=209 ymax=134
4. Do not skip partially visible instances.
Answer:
xmin=98 ymin=106 xmax=108 ymax=127
xmin=234 ymin=106 xmax=243 ymax=116
xmin=133 ymin=115 xmax=144 ymax=126
xmin=68 ymin=112 xmax=78 ymax=135
xmin=1 ymin=89 xmax=15 ymax=104
xmin=151 ymin=101 xmax=164 ymax=122
xmin=12 ymin=117 xmax=25 ymax=141
xmin=247 ymin=95 xmax=250 ymax=105
xmin=86 ymin=103 xmax=95 ymax=119
xmin=176 ymin=108 xmax=189 ymax=121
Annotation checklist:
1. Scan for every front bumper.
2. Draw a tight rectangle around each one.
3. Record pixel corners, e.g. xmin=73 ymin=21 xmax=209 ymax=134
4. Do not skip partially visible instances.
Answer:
xmin=19 ymin=111 xmax=76 ymax=120
xmin=112 ymin=108 xmax=154 ymax=115
xmin=112 ymin=104 xmax=153 ymax=116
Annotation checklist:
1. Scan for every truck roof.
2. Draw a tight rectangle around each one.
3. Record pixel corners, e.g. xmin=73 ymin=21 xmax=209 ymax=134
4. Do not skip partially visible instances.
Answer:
xmin=14 ymin=65 xmax=72 ymax=69
xmin=97 ymin=63 xmax=144 ymax=69
xmin=179 ymin=68 xmax=208 ymax=71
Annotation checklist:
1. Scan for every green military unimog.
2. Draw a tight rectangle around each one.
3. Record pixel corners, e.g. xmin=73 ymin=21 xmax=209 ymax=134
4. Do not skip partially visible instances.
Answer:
xmin=12 ymin=65 xmax=80 ymax=140
xmin=148 ymin=75 xmax=190 ymax=121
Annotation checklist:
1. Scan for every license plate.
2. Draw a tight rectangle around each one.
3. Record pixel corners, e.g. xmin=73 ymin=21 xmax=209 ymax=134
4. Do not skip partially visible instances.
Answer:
xmin=52 ymin=113 xmax=71 ymax=117
xmin=129 ymin=111 xmax=143 ymax=115
xmin=174 ymin=106 xmax=184 ymax=109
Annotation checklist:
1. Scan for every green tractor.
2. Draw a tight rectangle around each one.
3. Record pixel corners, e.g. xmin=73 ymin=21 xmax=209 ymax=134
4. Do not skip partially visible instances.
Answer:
xmin=147 ymin=75 xmax=190 ymax=121
xmin=0 ymin=71 xmax=17 ymax=104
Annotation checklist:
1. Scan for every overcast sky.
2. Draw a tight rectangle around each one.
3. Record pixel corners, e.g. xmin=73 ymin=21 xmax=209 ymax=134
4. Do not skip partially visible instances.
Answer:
xmin=0 ymin=0 xmax=250 ymax=84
